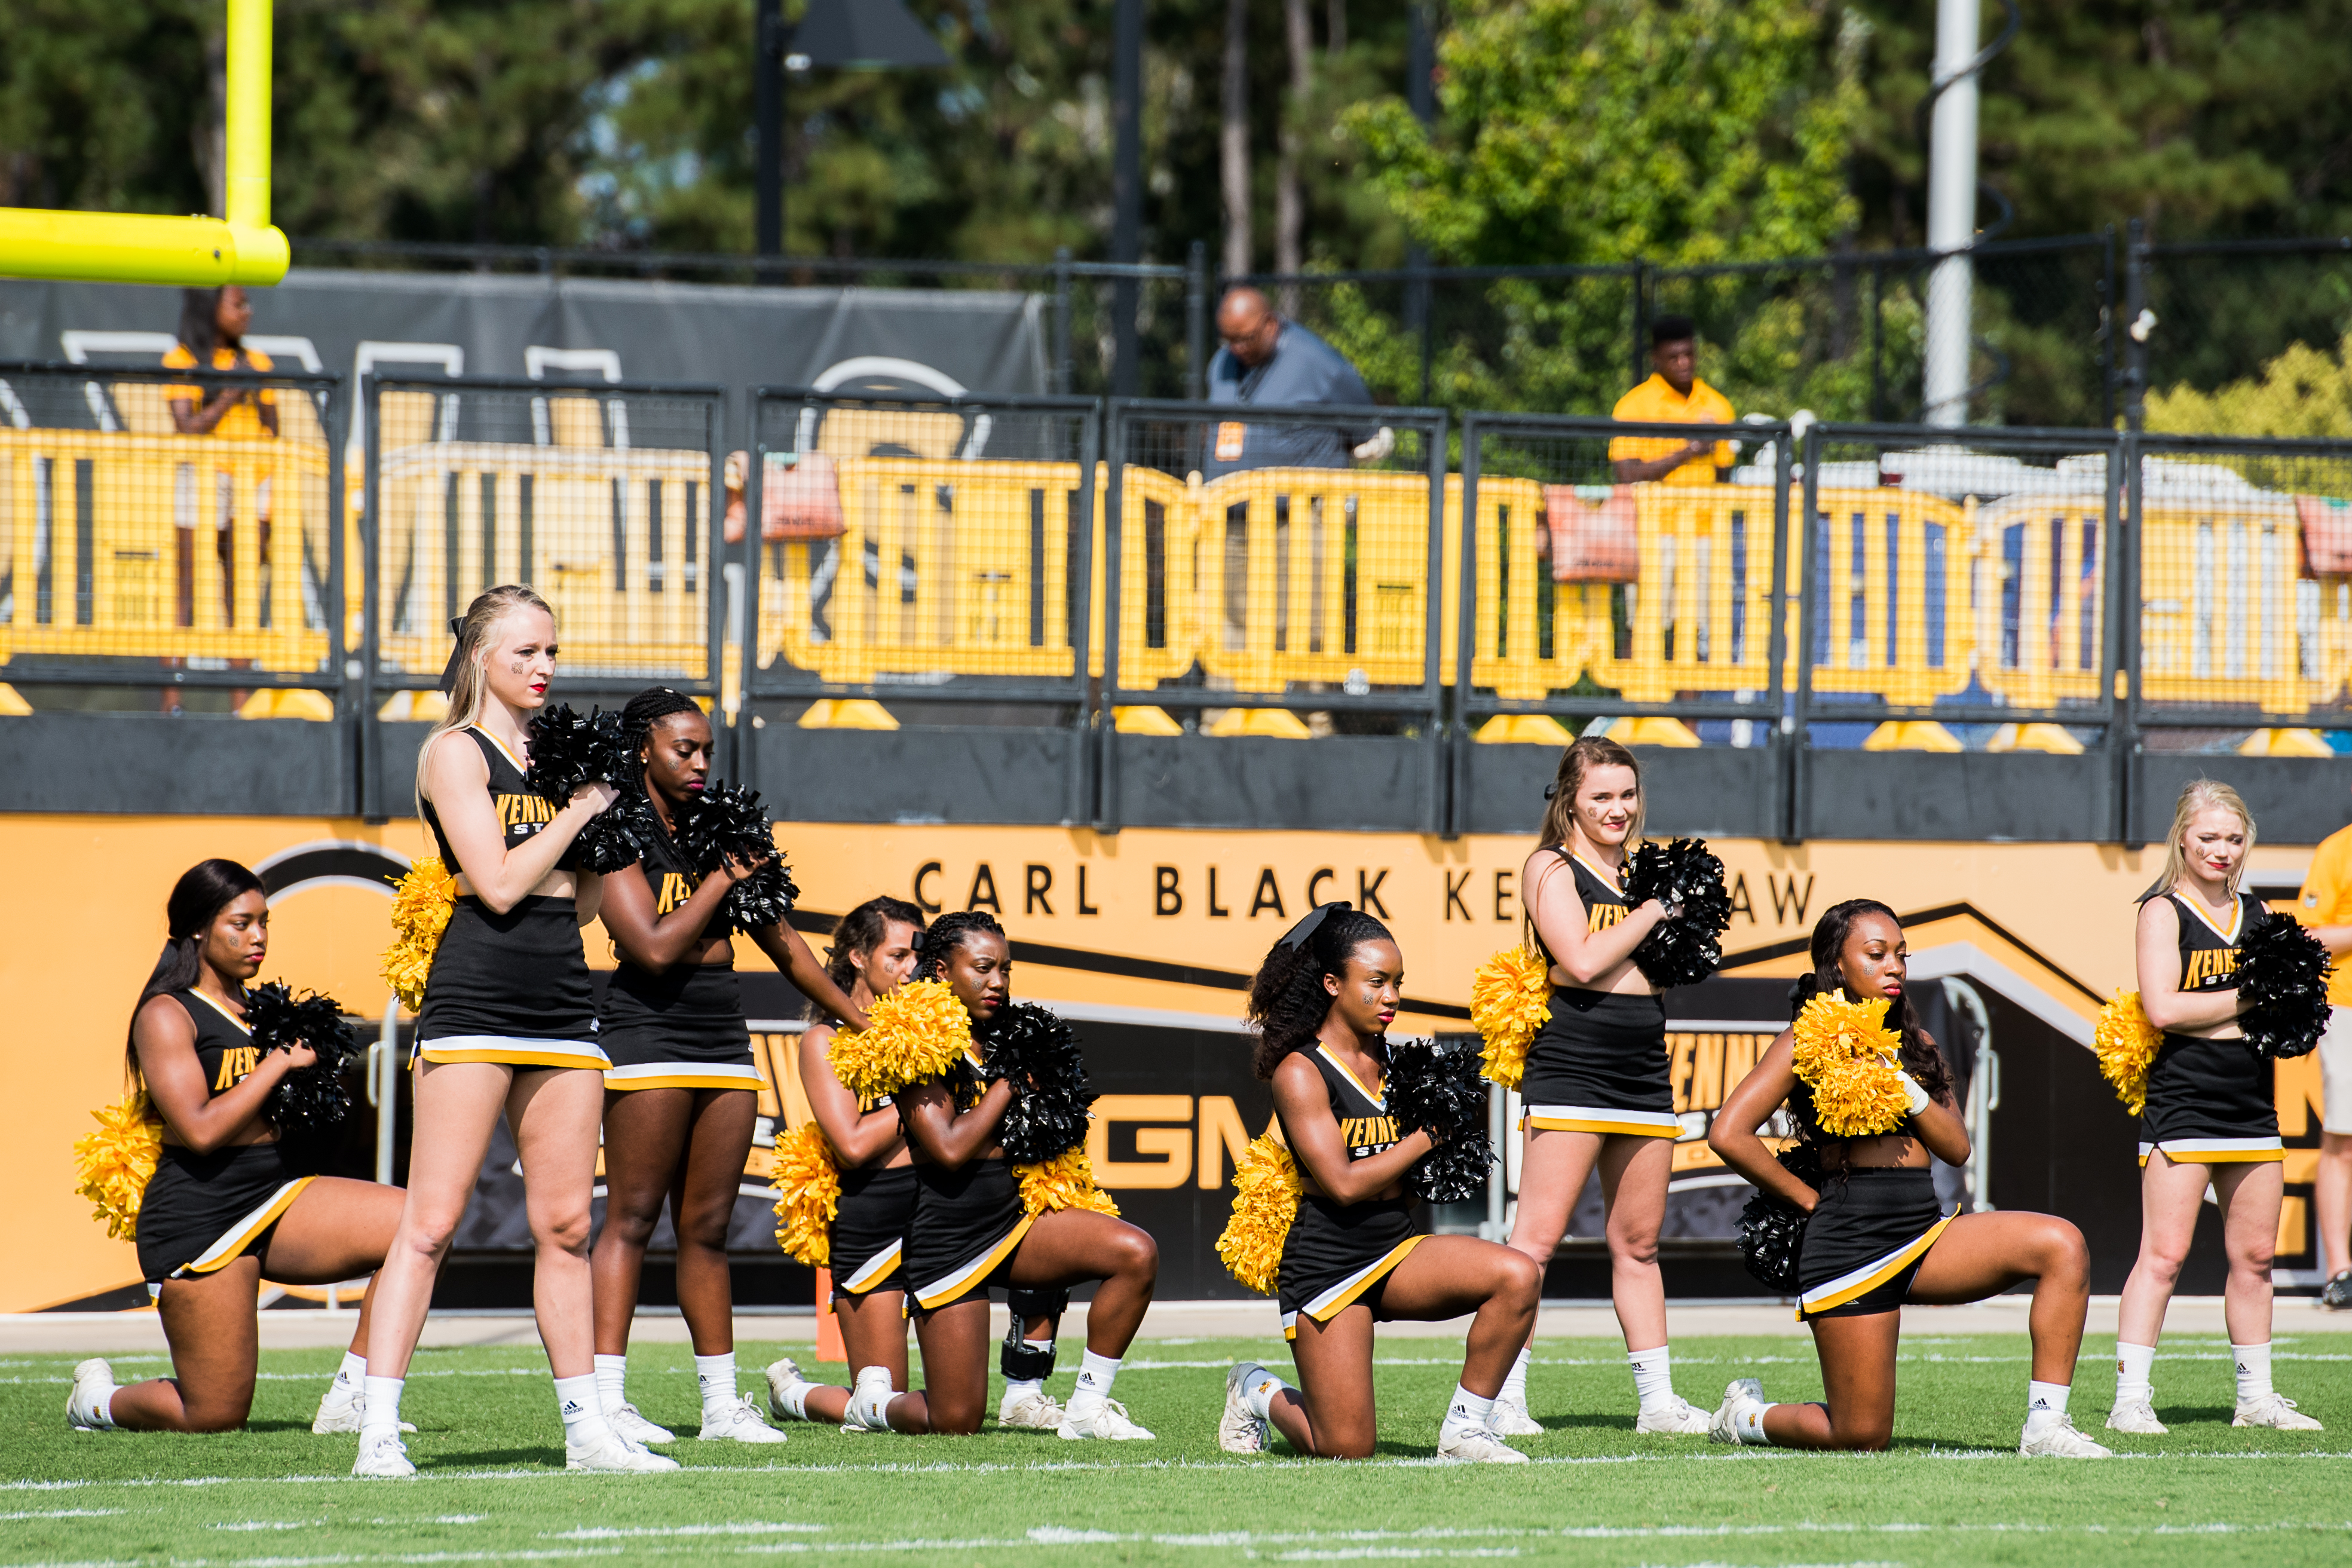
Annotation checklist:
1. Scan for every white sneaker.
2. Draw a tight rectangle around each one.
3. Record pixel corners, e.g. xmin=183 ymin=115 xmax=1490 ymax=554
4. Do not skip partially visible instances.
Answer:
xmin=67 ymin=1359 xmax=116 ymax=1431
xmin=2234 ymin=1392 xmax=2324 ymax=1431
xmin=844 ymin=1368 xmax=897 ymax=1433
xmin=2020 ymin=1414 xmax=2112 ymax=1457
xmin=352 ymin=1432 xmax=416 ymax=1478
xmin=699 ymin=1393 xmax=788 ymax=1444
xmin=1436 ymin=1425 xmax=1530 ymax=1464
xmin=1634 ymin=1395 xmax=1711 ymax=1435
xmin=1057 ymin=1397 xmax=1154 ymax=1440
xmin=565 ymin=1428 xmax=681 ymax=1472
xmin=605 ymin=1401 xmax=675 ymax=1446
xmin=2104 ymin=1397 xmax=2168 ymax=1435
xmin=998 ymin=1386 xmax=1067 ymax=1431
xmin=1219 ymin=1362 xmax=1270 ymax=1454
xmin=765 ymin=1356 xmax=812 ymax=1422
xmin=1708 ymin=1377 xmax=1766 ymax=1445
xmin=313 ymin=1391 xmax=417 ymax=1436
xmin=1488 ymin=1394 xmax=1545 ymax=1437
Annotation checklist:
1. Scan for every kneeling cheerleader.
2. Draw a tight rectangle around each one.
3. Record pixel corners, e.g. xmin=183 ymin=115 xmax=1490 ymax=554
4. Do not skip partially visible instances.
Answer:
xmin=814 ymin=911 xmax=1160 ymax=1438
xmin=1704 ymin=899 xmax=2109 ymax=1456
xmin=68 ymin=860 xmax=408 ymax=1437
xmin=1215 ymin=904 xmax=1540 ymax=1463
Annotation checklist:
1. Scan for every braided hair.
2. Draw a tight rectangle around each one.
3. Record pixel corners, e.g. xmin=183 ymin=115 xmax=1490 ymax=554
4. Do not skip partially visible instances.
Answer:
xmin=620 ymin=687 xmax=705 ymax=793
xmin=1245 ymin=906 xmax=1398 ymax=1080
xmin=1787 ymin=898 xmax=1954 ymax=1146
xmin=920 ymin=909 xmax=1006 ymax=982
xmin=807 ymin=895 xmax=928 ymax=1024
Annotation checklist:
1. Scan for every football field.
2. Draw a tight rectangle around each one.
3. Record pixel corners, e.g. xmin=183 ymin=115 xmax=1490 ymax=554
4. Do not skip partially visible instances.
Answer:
xmin=5 ymin=1331 xmax=2351 ymax=1567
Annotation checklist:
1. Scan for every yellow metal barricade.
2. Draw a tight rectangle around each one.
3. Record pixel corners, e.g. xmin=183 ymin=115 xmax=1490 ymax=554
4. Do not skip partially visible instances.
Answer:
xmin=756 ymin=457 xmax=1094 ymax=687
xmin=375 ymin=442 xmax=714 ymax=681
xmin=0 ymin=430 xmax=329 ymax=670
xmin=2134 ymin=486 xmax=2323 ymax=714
xmin=1108 ymin=464 xmax=1199 ymax=690
xmin=1799 ymin=487 xmax=1979 ymax=708
xmin=1192 ymin=467 xmax=1437 ymax=694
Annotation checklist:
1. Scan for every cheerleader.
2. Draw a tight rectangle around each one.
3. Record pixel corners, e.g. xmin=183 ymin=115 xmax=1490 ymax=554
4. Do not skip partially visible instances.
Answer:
xmin=1491 ymin=737 xmax=1701 ymax=1435
xmin=2107 ymin=780 xmax=2322 ymax=1434
xmin=1217 ymin=905 xmax=1540 ymax=1463
xmin=67 ymin=860 xmax=408 ymax=1436
xmin=1704 ymin=899 xmax=2109 ymax=1456
xmin=356 ymin=587 xmax=673 ymax=1478
xmin=837 ymin=911 xmax=1160 ymax=1439
xmin=587 ymin=688 xmax=869 ymax=1447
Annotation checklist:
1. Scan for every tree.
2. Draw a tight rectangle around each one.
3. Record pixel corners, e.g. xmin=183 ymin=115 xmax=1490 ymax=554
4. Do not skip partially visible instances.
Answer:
xmin=2148 ymin=334 xmax=2352 ymax=439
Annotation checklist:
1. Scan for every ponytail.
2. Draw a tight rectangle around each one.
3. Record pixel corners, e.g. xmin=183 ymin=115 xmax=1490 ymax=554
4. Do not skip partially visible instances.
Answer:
xmin=127 ymin=859 xmax=265 ymax=1092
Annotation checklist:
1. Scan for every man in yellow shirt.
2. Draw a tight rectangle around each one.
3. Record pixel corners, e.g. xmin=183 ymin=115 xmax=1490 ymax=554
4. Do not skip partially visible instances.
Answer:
xmin=2297 ymin=801 xmax=2352 ymax=1309
xmin=1609 ymin=315 xmax=1734 ymax=485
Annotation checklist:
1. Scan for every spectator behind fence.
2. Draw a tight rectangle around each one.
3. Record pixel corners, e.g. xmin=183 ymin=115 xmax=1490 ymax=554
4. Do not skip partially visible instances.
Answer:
xmin=1204 ymin=287 xmax=1392 ymax=479
xmin=162 ymin=286 xmax=276 ymax=641
xmin=1609 ymin=314 xmax=1732 ymax=485
xmin=2296 ymin=785 xmax=2352 ymax=1311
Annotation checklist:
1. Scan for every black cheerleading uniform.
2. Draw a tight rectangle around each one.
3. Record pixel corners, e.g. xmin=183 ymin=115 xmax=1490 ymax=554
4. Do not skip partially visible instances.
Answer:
xmin=1521 ymin=849 xmax=1677 ymax=1138
xmin=905 ymin=1051 xmax=1031 ymax=1313
xmin=599 ymin=816 xmax=758 ymax=1092
xmin=415 ymin=726 xmax=605 ymax=1070
xmin=1275 ymin=1044 xmax=1427 ymax=1341
xmin=135 ymin=990 xmax=317 ymax=1285
xmin=822 ymin=1065 xmax=914 ymax=1299
xmin=1783 ymin=1058 xmax=1956 ymax=1321
xmin=2140 ymin=890 xmax=2281 ymax=1166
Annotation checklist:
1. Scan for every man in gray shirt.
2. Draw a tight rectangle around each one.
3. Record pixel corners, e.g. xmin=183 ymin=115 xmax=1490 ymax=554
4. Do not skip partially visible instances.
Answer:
xmin=1203 ymin=287 xmax=1392 ymax=477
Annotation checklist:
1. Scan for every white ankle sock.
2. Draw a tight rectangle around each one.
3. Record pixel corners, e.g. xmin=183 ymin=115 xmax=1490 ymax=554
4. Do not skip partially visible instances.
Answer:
xmin=694 ymin=1352 xmax=737 ymax=1415
xmin=1242 ymin=1368 xmax=1288 ymax=1420
xmin=1733 ymin=1399 xmax=1769 ymax=1446
xmin=1003 ymin=1377 xmax=1043 ymax=1403
xmin=850 ymin=1365 xmax=896 ymax=1430
xmin=1068 ymin=1350 xmax=1120 ymax=1411
xmin=593 ymin=1353 xmax=629 ymax=1414
xmin=330 ymin=1350 xmax=367 ymax=1398
xmin=1499 ymin=1347 xmax=1532 ymax=1408
xmin=360 ymin=1376 xmax=404 ymax=1440
xmin=1441 ymin=1383 xmax=1496 ymax=1437
xmin=1627 ymin=1345 xmax=1677 ymax=1411
xmin=2114 ymin=1342 xmax=2155 ymax=1405
xmin=774 ymin=1369 xmax=815 ymax=1421
xmin=2024 ymin=1380 xmax=2070 ymax=1434
xmin=555 ymin=1373 xmax=608 ymax=1444
xmin=2232 ymin=1342 xmax=2273 ymax=1404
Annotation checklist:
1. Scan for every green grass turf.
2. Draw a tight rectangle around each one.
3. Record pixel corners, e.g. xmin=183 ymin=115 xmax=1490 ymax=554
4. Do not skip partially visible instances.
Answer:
xmin=3 ymin=1333 xmax=2350 ymax=1566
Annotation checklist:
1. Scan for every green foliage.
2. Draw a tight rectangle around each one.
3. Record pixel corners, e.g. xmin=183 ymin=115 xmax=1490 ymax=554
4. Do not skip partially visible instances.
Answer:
xmin=2148 ymin=333 xmax=2352 ymax=439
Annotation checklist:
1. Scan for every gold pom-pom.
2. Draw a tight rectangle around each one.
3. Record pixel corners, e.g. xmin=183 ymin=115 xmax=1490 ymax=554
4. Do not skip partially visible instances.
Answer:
xmin=1018 ymin=1144 xmax=1120 ymax=1217
xmin=1215 ymin=1135 xmax=1301 ymax=1294
xmin=1472 ymin=947 xmax=1551 ymax=1089
xmin=769 ymin=1120 xmax=840 ymax=1266
xmin=72 ymin=1095 xmax=161 ymax=1241
xmin=2094 ymin=990 xmax=2161 ymax=1117
xmin=1791 ymin=989 xmax=1912 ymax=1138
xmin=381 ymin=856 xmax=457 ymax=1012
xmin=826 ymin=979 xmax=973 ymax=1100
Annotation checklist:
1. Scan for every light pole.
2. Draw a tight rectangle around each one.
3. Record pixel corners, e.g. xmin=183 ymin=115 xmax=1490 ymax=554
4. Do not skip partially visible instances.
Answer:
xmin=753 ymin=0 xmax=949 ymax=259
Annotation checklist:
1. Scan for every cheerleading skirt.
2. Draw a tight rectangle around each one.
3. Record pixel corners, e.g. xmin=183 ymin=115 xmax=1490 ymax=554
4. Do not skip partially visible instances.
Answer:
xmin=831 ymin=1164 xmax=918 ymax=1300
xmin=414 ymin=895 xmax=607 ymax=1071
xmin=906 ymin=1157 xmax=1033 ymax=1313
xmin=1520 ymin=987 xmax=1676 ymax=1138
xmin=136 ymin=1141 xmax=316 ymax=1286
xmin=600 ymin=960 xmax=758 ymax=1092
xmin=1794 ymin=1167 xmax=1956 ymax=1321
xmin=2139 ymin=1033 xmax=2281 ymax=1166
xmin=1276 ymin=1195 xmax=1426 ymax=1340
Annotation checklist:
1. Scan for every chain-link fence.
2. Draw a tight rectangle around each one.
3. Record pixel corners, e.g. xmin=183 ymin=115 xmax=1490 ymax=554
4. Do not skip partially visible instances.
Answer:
xmin=0 ymin=359 xmax=345 ymax=715
xmin=2139 ymin=239 xmax=2352 ymax=432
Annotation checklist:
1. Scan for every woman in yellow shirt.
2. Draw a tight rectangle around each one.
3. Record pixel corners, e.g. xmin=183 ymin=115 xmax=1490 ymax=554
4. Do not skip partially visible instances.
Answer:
xmin=161 ymin=286 xmax=276 ymax=637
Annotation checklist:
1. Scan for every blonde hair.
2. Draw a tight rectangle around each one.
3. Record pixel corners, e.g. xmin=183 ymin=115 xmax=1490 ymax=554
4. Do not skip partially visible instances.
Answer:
xmin=2145 ymin=777 xmax=2257 ymax=901
xmin=416 ymin=584 xmax=555 ymax=811
xmin=1536 ymin=736 xmax=1646 ymax=851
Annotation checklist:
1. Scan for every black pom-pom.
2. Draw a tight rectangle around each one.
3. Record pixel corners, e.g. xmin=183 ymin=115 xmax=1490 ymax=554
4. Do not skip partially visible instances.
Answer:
xmin=573 ymin=791 xmax=664 ymax=875
xmin=1736 ymin=1144 xmax=1820 ymax=1294
xmin=979 ymin=1002 xmax=1094 ymax=1162
xmin=673 ymin=783 xmax=797 ymax=930
xmin=523 ymin=704 xmax=632 ymax=804
xmin=1625 ymin=837 xmax=1734 ymax=989
xmin=1385 ymin=1035 xmax=1496 ymax=1203
xmin=2237 ymin=910 xmax=2333 ymax=1059
xmin=246 ymin=982 xmax=360 ymax=1145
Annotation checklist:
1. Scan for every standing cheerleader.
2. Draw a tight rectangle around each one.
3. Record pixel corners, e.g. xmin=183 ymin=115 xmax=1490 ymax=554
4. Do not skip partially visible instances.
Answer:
xmin=68 ymin=860 xmax=408 ymax=1437
xmin=1492 ymin=737 xmax=1703 ymax=1435
xmin=357 ymin=586 xmax=673 ymax=1478
xmin=587 ymin=687 xmax=870 ymax=1446
xmin=837 ymin=911 xmax=1160 ymax=1439
xmin=1705 ymin=899 xmax=2109 ymax=1456
xmin=1217 ymin=905 xmax=1541 ymax=1463
xmin=2106 ymin=780 xmax=2322 ymax=1434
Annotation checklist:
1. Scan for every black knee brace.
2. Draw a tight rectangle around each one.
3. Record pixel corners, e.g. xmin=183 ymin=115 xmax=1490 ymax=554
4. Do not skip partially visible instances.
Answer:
xmin=1000 ymin=1287 xmax=1069 ymax=1380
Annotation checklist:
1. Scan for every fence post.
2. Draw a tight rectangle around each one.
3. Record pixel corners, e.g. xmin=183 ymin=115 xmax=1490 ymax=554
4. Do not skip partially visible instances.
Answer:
xmin=358 ymin=373 xmax=383 ymax=821
xmin=1420 ymin=411 xmax=1449 ymax=836
xmin=2099 ymin=225 xmax=2118 ymax=430
xmin=1450 ymin=412 xmax=1484 ymax=839
xmin=1869 ymin=261 xmax=1886 ymax=422
xmin=1781 ymin=422 xmax=1816 ymax=845
xmin=1054 ymin=248 xmax=1074 ymax=397
xmin=1094 ymin=403 xmax=1126 ymax=835
xmin=1630 ymin=260 xmax=1651 ymax=391
xmin=2117 ymin=425 xmax=2145 ymax=848
xmin=1186 ymin=241 xmax=1209 ymax=401
xmin=1066 ymin=403 xmax=1102 ymax=826
xmin=705 ymin=394 xmax=732 ymax=783
xmin=322 ymin=376 xmax=353 ymax=814
xmin=737 ymin=396 xmax=768 ymax=798
xmin=2122 ymin=218 xmax=2148 ymax=433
